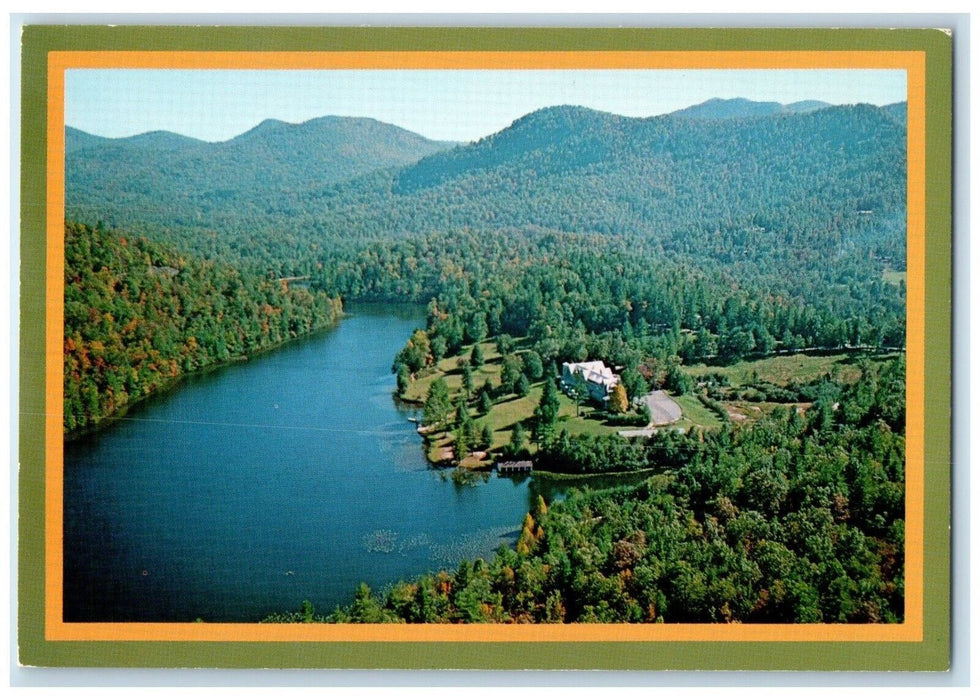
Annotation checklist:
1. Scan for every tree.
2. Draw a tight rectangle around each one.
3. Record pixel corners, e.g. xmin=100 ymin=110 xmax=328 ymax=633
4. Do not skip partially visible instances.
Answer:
xmin=718 ymin=327 xmax=756 ymax=364
xmin=394 ymin=328 xmax=431 ymax=373
xmin=506 ymin=422 xmax=528 ymax=458
xmin=470 ymin=343 xmax=484 ymax=367
xmin=350 ymin=582 xmax=391 ymax=623
xmin=395 ymin=362 xmax=411 ymax=396
xmin=480 ymin=423 xmax=494 ymax=450
xmin=500 ymin=354 xmax=525 ymax=395
xmin=465 ymin=312 xmax=488 ymax=344
xmin=620 ymin=366 xmax=648 ymax=401
xmin=422 ymin=377 xmax=452 ymax=428
xmin=608 ymin=382 xmax=629 ymax=414
xmin=453 ymin=430 xmax=471 ymax=463
xmin=664 ymin=358 xmax=692 ymax=395
xmin=516 ymin=372 xmax=531 ymax=397
xmin=534 ymin=377 xmax=562 ymax=435
xmin=534 ymin=494 xmax=548 ymax=519
xmin=453 ymin=395 xmax=471 ymax=430
xmin=523 ymin=350 xmax=544 ymax=380
xmin=300 ymin=599 xmax=315 ymax=623
xmin=694 ymin=329 xmax=718 ymax=360
xmin=429 ymin=335 xmax=448 ymax=364
xmin=478 ymin=388 xmax=494 ymax=415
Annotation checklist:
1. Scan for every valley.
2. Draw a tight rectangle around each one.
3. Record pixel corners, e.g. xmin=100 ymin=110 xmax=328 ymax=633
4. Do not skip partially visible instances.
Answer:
xmin=63 ymin=96 xmax=908 ymax=624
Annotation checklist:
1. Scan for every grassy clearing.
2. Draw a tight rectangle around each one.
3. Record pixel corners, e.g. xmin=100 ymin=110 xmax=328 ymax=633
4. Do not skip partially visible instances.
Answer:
xmin=419 ymin=387 xmax=616 ymax=465
xmin=726 ymin=400 xmax=807 ymax=423
xmin=678 ymin=351 xmax=905 ymax=429
xmin=687 ymin=353 xmax=862 ymax=387
xmin=882 ymin=268 xmax=907 ymax=286
xmin=405 ymin=342 xmax=879 ymax=464
xmin=402 ymin=340 xmax=502 ymax=403
xmin=672 ymin=393 xmax=724 ymax=431
xmin=402 ymin=341 xmax=626 ymax=465
xmin=556 ymin=398 xmax=623 ymax=438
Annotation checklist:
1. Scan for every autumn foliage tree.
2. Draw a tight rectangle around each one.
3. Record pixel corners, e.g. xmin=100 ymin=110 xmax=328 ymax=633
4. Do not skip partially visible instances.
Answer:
xmin=63 ymin=221 xmax=343 ymax=434
xmin=608 ymin=383 xmax=629 ymax=414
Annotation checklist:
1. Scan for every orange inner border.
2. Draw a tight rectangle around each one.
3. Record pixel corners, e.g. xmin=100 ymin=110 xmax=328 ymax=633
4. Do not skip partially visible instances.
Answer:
xmin=45 ymin=50 xmax=926 ymax=643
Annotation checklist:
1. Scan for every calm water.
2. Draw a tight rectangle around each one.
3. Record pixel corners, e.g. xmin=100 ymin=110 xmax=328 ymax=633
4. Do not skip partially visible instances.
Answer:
xmin=64 ymin=304 xmax=546 ymax=622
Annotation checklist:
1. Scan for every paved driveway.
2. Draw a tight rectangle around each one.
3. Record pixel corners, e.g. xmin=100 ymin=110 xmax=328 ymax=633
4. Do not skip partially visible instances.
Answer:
xmin=642 ymin=390 xmax=682 ymax=426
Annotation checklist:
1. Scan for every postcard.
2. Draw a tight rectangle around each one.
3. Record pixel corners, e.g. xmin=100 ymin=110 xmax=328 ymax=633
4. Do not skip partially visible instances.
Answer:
xmin=17 ymin=24 xmax=952 ymax=670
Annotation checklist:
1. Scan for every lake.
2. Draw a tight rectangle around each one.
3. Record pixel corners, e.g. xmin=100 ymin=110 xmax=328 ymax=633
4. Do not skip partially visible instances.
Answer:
xmin=63 ymin=303 xmax=553 ymax=622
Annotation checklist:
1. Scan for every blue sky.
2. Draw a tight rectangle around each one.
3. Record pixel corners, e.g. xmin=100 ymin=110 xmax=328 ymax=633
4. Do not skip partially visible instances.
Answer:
xmin=65 ymin=68 xmax=907 ymax=143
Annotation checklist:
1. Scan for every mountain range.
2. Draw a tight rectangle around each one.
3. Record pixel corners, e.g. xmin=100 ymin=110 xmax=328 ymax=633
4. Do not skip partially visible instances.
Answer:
xmin=65 ymin=97 xmax=907 ymax=279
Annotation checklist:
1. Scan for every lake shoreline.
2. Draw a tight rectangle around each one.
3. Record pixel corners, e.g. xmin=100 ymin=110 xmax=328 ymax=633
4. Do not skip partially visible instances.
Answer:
xmin=63 ymin=303 xmax=545 ymax=622
xmin=63 ymin=311 xmax=348 ymax=443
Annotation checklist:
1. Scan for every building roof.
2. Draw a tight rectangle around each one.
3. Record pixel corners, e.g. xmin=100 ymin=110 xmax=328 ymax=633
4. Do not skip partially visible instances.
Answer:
xmin=563 ymin=360 xmax=619 ymax=388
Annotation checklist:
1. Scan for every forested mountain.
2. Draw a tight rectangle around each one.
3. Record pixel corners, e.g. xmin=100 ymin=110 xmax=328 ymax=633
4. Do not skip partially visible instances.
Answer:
xmin=883 ymin=101 xmax=908 ymax=126
xmin=63 ymin=221 xmax=343 ymax=434
xmin=65 ymin=116 xmax=457 ymax=235
xmin=67 ymin=103 xmax=906 ymax=272
xmin=387 ymin=103 xmax=905 ymax=255
xmin=295 ymin=103 xmax=906 ymax=333
xmin=65 ymin=127 xmax=208 ymax=154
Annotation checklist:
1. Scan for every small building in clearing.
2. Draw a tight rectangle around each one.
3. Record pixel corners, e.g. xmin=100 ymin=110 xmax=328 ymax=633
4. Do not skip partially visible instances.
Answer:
xmin=561 ymin=360 xmax=620 ymax=403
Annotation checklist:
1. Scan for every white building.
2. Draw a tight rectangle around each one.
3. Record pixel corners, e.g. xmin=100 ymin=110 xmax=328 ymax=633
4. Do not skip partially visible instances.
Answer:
xmin=561 ymin=360 xmax=619 ymax=403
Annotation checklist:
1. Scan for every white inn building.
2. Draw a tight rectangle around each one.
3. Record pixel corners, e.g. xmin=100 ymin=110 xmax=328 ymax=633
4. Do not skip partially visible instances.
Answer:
xmin=561 ymin=360 xmax=620 ymax=403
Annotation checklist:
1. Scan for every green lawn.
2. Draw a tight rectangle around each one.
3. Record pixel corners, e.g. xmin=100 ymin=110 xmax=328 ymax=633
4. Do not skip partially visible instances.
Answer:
xmin=672 ymin=393 xmax=724 ymax=431
xmin=402 ymin=340 xmax=502 ymax=403
xmin=403 ymin=341 xmax=624 ymax=464
xmin=462 ymin=385 xmax=620 ymax=454
xmin=406 ymin=343 xmax=878 ymax=465
xmin=687 ymin=353 xmax=860 ymax=387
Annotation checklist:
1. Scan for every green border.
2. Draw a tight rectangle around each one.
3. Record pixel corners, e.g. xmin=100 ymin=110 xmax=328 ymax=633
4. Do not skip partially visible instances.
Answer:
xmin=18 ymin=25 xmax=952 ymax=671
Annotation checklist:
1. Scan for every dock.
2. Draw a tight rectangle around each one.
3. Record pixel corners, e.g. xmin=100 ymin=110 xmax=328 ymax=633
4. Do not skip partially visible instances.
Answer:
xmin=496 ymin=460 xmax=533 ymax=475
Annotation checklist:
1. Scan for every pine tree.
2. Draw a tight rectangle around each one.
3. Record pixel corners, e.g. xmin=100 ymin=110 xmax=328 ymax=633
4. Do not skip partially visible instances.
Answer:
xmin=516 ymin=372 xmax=531 ymax=397
xmin=480 ymin=423 xmax=494 ymax=450
xmin=422 ymin=377 xmax=451 ymax=428
xmin=453 ymin=430 xmax=470 ymax=463
xmin=535 ymin=377 xmax=561 ymax=427
xmin=478 ymin=388 xmax=493 ymax=415
xmin=507 ymin=422 xmax=528 ymax=458
xmin=470 ymin=343 xmax=484 ymax=367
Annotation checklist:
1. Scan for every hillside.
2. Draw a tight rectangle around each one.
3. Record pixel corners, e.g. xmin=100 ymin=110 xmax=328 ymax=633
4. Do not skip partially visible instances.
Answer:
xmin=65 ymin=100 xmax=907 ymax=346
xmin=65 ymin=116 xmax=456 ymax=234
xmin=312 ymin=102 xmax=907 ymax=292
xmin=62 ymin=221 xmax=344 ymax=434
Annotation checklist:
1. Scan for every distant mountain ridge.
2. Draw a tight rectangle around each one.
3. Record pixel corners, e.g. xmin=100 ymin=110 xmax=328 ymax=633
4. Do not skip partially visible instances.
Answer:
xmin=66 ymin=115 xmax=457 ymax=227
xmin=65 ymin=127 xmax=207 ymax=153
xmin=668 ymin=97 xmax=833 ymax=120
